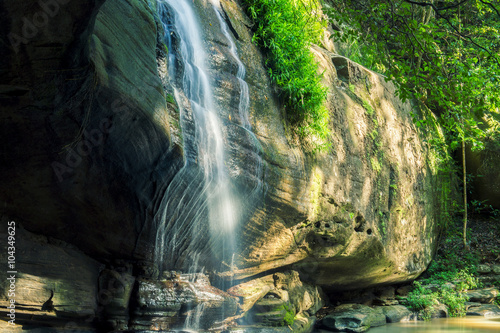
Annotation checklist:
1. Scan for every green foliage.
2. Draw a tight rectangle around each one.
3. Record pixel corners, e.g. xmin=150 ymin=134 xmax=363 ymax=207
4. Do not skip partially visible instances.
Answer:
xmin=370 ymin=156 xmax=381 ymax=173
xmin=404 ymin=279 xmax=471 ymax=319
xmin=165 ymin=93 xmax=175 ymax=105
xmin=439 ymin=287 xmax=468 ymax=317
xmin=363 ymin=99 xmax=374 ymax=115
xmin=405 ymin=281 xmax=439 ymax=312
xmin=283 ymin=304 xmax=295 ymax=326
xmin=242 ymin=0 xmax=329 ymax=144
xmin=328 ymin=0 xmax=500 ymax=138
xmin=272 ymin=303 xmax=295 ymax=326
xmin=402 ymin=219 xmax=488 ymax=318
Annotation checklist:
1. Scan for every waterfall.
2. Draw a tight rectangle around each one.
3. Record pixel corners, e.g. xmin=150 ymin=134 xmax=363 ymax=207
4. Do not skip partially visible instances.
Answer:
xmin=154 ymin=0 xmax=264 ymax=329
xmin=154 ymin=0 xmax=238 ymax=272
xmin=212 ymin=4 xmax=250 ymax=130
xmin=210 ymin=0 xmax=265 ymax=281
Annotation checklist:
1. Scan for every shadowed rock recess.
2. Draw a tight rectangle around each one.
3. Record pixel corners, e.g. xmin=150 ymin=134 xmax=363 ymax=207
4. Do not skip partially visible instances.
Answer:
xmin=0 ymin=0 xmax=444 ymax=331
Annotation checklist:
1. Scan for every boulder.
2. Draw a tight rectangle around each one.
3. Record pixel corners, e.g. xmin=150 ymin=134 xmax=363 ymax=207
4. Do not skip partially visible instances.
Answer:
xmin=466 ymin=304 xmax=500 ymax=316
xmin=424 ymin=304 xmax=448 ymax=319
xmin=233 ymin=271 xmax=325 ymax=328
xmin=477 ymin=264 xmax=492 ymax=274
xmin=465 ymin=288 xmax=499 ymax=304
xmin=379 ymin=305 xmax=412 ymax=323
xmin=321 ymin=304 xmax=386 ymax=332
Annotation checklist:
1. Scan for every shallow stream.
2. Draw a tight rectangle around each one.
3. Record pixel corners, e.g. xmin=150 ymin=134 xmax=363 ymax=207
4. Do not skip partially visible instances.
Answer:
xmin=368 ymin=317 xmax=500 ymax=332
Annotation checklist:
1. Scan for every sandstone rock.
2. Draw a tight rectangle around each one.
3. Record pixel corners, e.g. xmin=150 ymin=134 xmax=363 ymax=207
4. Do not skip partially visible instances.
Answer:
xmin=0 ymin=224 xmax=101 ymax=329
xmin=465 ymin=301 xmax=483 ymax=310
xmin=424 ymin=303 xmax=448 ymax=319
xmin=0 ymin=0 xmax=447 ymax=330
xmin=97 ymin=269 xmax=135 ymax=330
xmin=478 ymin=274 xmax=500 ymax=286
xmin=321 ymin=304 xmax=386 ymax=332
xmin=492 ymin=265 xmax=500 ymax=275
xmin=379 ymin=305 xmax=412 ymax=323
xmin=1 ymin=0 xmax=442 ymax=297
xmin=373 ymin=286 xmax=398 ymax=306
xmin=465 ymin=288 xmax=499 ymax=304
xmin=131 ymin=273 xmax=238 ymax=331
xmin=477 ymin=264 xmax=492 ymax=274
xmin=235 ymin=271 xmax=325 ymax=328
xmin=396 ymin=285 xmax=412 ymax=297
xmin=0 ymin=0 xmax=182 ymax=262
xmin=466 ymin=304 xmax=500 ymax=316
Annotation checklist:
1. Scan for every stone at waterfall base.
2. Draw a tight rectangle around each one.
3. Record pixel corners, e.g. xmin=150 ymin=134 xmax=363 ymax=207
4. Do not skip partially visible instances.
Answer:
xmin=379 ymin=305 xmax=412 ymax=323
xmin=320 ymin=304 xmax=386 ymax=332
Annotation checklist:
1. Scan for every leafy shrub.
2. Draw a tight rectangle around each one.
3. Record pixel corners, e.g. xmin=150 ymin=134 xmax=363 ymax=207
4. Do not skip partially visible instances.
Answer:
xmin=405 ymin=281 xmax=439 ymax=312
xmin=242 ymin=0 xmax=329 ymax=144
xmin=439 ymin=287 xmax=468 ymax=317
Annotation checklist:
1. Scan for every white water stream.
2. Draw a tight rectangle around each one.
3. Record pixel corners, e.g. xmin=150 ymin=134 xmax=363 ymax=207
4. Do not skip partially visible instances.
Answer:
xmin=154 ymin=0 xmax=262 ymax=329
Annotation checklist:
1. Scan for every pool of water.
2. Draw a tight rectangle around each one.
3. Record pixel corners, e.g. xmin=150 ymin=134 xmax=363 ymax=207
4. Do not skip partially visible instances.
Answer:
xmin=369 ymin=317 xmax=500 ymax=332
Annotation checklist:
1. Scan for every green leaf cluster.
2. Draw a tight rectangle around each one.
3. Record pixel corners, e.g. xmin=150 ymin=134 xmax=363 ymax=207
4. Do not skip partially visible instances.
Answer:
xmin=325 ymin=0 xmax=500 ymax=152
xmin=242 ymin=0 xmax=330 ymax=144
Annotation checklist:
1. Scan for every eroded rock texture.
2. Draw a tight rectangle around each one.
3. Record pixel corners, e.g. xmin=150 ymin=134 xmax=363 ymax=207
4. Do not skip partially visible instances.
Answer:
xmin=0 ymin=0 xmax=444 ymax=330
xmin=204 ymin=0 xmax=441 ymax=290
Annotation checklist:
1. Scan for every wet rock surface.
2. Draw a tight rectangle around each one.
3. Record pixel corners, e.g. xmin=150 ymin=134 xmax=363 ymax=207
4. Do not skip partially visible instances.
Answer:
xmin=130 ymin=273 xmax=238 ymax=331
xmin=466 ymin=303 xmax=500 ymax=316
xmin=320 ymin=304 xmax=386 ymax=332
xmin=229 ymin=271 xmax=325 ymax=329
xmin=379 ymin=305 xmax=412 ymax=323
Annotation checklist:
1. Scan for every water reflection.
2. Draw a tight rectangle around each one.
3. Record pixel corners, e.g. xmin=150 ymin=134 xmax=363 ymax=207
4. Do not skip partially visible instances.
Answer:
xmin=369 ymin=317 xmax=500 ymax=332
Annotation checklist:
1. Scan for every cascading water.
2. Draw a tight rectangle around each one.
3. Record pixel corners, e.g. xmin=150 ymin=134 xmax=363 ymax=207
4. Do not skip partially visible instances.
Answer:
xmin=154 ymin=0 xmax=238 ymax=272
xmin=210 ymin=0 xmax=265 ymax=281
xmin=154 ymin=0 xmax=264 ymax=329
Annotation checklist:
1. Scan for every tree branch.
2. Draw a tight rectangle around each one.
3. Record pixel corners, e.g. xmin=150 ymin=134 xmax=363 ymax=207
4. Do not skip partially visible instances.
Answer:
xmin=402 ymin=0 xmax=500 ymax=66
xmin=402 ymin=0 xmax=471 ymax=11
xmin=478 ymin=0 xmax=500 ymax=19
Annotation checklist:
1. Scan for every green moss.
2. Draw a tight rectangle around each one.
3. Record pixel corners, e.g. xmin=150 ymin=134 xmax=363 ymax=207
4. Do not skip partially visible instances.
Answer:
xmin=363 ymin=99 xmax=375 ymax=115
xmin=280 ymin=304 xmax=295 ymax=326
xmin=309 ymin=168 xmax=323 ymax=219
xmin=370 ymin=156 xmax=381 ymax=173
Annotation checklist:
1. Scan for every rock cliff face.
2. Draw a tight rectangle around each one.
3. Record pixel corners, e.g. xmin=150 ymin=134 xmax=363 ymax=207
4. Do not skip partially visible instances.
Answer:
xmin=0 ymin=0 xmax=443 ymax=330
xmin=200 ymin=0 xmax=441 ymax=290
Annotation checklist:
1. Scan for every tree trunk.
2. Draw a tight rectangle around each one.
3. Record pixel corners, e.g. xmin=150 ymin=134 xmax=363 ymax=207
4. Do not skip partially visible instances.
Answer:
xmin=462 ymin=138 xmax=468 ymax=249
